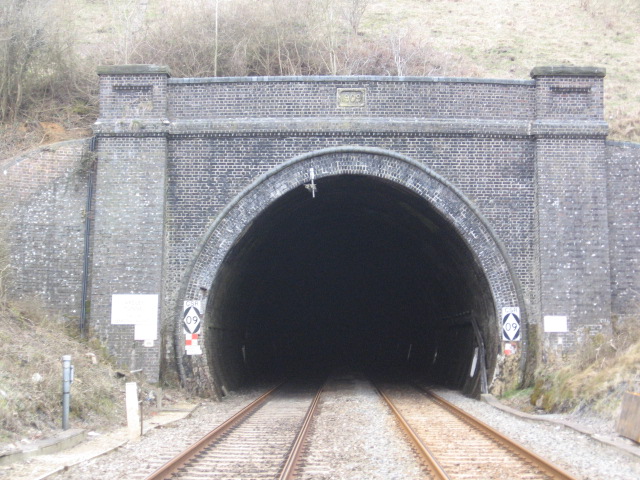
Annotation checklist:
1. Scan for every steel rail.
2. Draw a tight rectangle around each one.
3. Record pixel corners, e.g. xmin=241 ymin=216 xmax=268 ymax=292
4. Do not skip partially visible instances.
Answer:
xmin=278 ymin=382 xmax=325 ymax=480
xmin=143 ymin=382 xmax=283 ymax=480
xmin=415 ymin=385 xmax=579 ymax=480
xmin=374 ymin=384 xmax=451 ymax=480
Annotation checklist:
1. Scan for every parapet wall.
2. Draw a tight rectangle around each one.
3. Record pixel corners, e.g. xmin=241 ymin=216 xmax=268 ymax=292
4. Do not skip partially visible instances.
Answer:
xmin=167 ymin=76 xmax=535 ymax=120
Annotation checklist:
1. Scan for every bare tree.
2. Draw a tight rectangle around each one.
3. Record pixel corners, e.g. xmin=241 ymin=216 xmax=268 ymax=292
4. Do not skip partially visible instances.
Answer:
xmin=341 ymin=0 xmax=369 ymax=35
xmin=106 ymin=0 xmax=147 ymax=64
xmin=0 ymin=0 xmax=81 ymax=122
xmin=0 ymin=1 xmax=44 ymax=121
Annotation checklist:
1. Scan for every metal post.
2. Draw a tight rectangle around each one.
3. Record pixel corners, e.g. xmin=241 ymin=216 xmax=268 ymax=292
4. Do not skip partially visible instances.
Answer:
xmin=62 ymin=355 xmax=73 ymax=430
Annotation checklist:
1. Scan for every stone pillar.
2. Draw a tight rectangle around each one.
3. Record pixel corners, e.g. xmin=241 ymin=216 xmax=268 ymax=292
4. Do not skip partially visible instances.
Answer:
xmin=531 ymin=66 xmax=611 ymax=355
xmin=91 ymin=65 xmax=171 ymax=382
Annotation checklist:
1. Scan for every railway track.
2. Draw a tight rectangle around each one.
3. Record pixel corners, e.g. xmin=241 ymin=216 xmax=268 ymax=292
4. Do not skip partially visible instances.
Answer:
xmin=376 ymin=382 xmax=578 ymax=480
xmin=125 ymin=374 xmax=577 ymax=480
xmin=143 ymin=380 xmax=323 ymax=480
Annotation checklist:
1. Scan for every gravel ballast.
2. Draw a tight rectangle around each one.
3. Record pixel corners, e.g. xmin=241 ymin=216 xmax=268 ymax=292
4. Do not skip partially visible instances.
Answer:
xmin=1 ymin=379 xmax=639 ymax=480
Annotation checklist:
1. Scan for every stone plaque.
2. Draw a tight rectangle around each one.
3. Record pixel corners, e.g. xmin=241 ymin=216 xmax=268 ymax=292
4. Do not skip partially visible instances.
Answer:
xmin=337 ymin=88 xmax=366 ymax=107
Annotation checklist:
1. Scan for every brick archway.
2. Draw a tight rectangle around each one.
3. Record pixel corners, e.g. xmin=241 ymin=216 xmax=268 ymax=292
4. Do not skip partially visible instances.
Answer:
xmin=175 ymin=146 xmax=525 ymax=395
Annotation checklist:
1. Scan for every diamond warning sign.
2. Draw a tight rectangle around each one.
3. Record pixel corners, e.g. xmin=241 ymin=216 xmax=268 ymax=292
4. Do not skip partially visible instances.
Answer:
xmin=183 ymin=303 xmax=202 ymax=334
xmin=501 ymin=307 xmax=521 ymax=342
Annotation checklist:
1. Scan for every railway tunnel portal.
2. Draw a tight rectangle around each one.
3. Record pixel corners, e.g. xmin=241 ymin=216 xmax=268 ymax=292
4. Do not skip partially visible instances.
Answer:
xmin=180 ymin=148 xmax=522 ymax=398
xmin=84 ymin=65 xmax=616 ymax=397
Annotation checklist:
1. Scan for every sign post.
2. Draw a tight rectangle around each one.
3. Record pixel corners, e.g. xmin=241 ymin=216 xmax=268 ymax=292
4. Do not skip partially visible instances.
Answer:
xmin=61 ymin=355 xmax=74 ymax=430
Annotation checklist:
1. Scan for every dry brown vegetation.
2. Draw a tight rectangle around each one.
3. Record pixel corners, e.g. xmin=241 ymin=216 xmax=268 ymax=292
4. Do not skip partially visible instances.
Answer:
xmin=513 ymin=317 xmax=640 ymax=420
xmin=1 ymin=0 xmax=639 ymax=157
xmin=0 ymin=298 xmax=125 ymax=444
xmin=0 ymin=225 xmax=136 ymax=446
xmin=0 ymin=230 xmax=179 ymax=446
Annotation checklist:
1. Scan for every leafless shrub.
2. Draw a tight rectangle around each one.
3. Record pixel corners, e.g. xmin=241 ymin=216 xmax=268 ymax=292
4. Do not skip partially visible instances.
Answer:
xmin=579 ymin=0 xmax=591 ymax=11
xmin=340 ymin=0 xmax=369 ymax=35
xmin=335 ymin=28 xmax=477 ymax=77
xmin=0 ymin=299 xmax=126 ymax=439
xmin=105 ymin=0 xmax=146 ymax=64
xmin=131 ymin=0 xmax=470 ymax=79
xmin=0 ymin=0 xmax=94 ymax=124
xmin=129 ymin=1 xmax=218 ymax=77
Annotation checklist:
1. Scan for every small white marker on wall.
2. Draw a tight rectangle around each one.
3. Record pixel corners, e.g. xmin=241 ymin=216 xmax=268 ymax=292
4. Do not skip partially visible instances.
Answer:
xmin=305 ymin=168 xmax=317 ymax=198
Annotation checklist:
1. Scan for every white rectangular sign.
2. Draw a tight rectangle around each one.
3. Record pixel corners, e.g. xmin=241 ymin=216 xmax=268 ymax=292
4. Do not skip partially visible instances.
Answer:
xmin=111 ymin=294 xmax=158 ymax=341
xmin=544 ymin=315 xmax=568 ymax=333
xmin=134 ymin=321 xmax=157 ymax=341
xmin=185 ymin=344 xmax=203 ymax=355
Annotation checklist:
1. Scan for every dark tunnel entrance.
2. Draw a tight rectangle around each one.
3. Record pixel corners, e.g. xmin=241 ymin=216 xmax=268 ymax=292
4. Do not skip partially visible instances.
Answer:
xmin=204 ymin=174 xmax=500 ymax=397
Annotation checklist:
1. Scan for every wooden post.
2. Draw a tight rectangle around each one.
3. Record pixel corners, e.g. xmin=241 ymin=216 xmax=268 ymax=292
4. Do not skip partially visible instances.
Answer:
xmin=616 ymin=392 xmax=640 ymax=442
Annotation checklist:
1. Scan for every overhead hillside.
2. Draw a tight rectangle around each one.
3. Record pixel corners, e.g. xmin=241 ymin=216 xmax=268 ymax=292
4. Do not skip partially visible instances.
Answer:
xmin=0 ymin=0 xmax=638 ymax=160
xmin=363 ymin=0 xmax=640 ymax=142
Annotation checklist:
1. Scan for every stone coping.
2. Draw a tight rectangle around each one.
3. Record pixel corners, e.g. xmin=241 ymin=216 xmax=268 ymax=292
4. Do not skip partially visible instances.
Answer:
xmin=0 ymin=429 xmax=86 ymax=466
xmin=531 ymin=66 xmax=606 ymax=78
xmin=96 ymin=64 xmax=607 ymax=83
xmin=97 ymin=65 xmax=171 ymax=76
xmin=606 ymin=140 xmax=640 ymax=149
xmin=92 ymin=117 xmax=609 ymax=138
xmin=168 ymin=74 xmax=534 ymax=86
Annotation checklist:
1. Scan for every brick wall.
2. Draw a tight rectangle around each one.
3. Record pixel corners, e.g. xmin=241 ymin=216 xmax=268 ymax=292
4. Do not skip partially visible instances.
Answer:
xmin=607 ymin=141 xmax=640 ymax=321
xmin=531 ymin=67 xmax=611 ymax=354
xmin=6 ymin=65 xmax=638 ymax=388
xmin=0 ymin=139 xmax=91 ymax=318
xmin=90 ymin=135 xmax=167 ymax=381
xmin=168 ymin=76 xmax=534 ymax=120
xmin=166 ymin=133 xmax=535 ymax=316
xmin=173 ymin=147 xmax=525 ymax=393
xmin=84 ymin=65 xmax=626 ymax=385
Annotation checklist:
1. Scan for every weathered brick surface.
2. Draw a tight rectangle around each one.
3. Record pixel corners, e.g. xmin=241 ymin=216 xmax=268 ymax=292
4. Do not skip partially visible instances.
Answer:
xmin=168 ymin=76 xmax=534 ymax=120
xmin=166 ymin=134 xmax=535 ymax=313
xmin=6 ymin=65 xmax=638 ymax=387
xmin=0 ymin=140 xmax=91 ymax=317
xmin=89 ymin=66 xmax=618 ymax=383
xmin=606 ymin=141 xmax=640 ymax=320
xmin=535 ymin=137 xmax=611 ymax=350
xmin=90 ymin=135 xmax=166 ymax=381
xmin=173 ymin=147 xmax=525 ymax=392
xmin=96 ymin=65 xmax=170 ymax=120
xmin=531 ymin=68 xmax=611 ymax=353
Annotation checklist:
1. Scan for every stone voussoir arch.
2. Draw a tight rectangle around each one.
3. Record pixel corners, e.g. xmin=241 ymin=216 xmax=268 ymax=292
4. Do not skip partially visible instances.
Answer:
xmin=175 ymin=146 xmax=525 ymax=393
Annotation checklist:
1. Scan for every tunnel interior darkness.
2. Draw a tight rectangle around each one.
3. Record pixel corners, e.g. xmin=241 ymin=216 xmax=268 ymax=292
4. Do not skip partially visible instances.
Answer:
xmin=205 ymin=174 xmax=498 ymax=397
